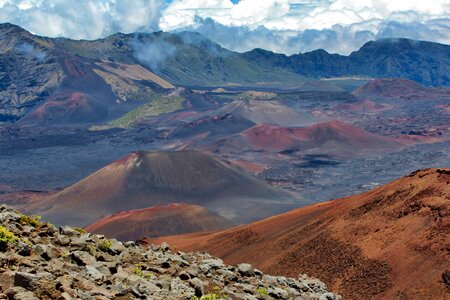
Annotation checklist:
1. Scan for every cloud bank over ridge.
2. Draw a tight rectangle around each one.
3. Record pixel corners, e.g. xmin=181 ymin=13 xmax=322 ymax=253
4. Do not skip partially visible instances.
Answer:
xmin=0 ymin=0 xmax=449 ymax=54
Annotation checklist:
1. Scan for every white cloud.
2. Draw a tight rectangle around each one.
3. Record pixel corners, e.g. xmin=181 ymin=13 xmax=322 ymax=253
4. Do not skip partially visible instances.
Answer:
xmin=0 ymin=0 xmax=449 ymax=54
xmin=161 ymin=0 xmax=450 ymax=32
xmin=160 ymin=0 xmax=450 ymax=54
xmin=180 ymin=16 xmax=450 ymax=55
xmin=160 ymin=0 xmax=292 ymax=30
xmin=0 ymin=0 xmax=165 ymax=40
xmin=330 ymin=0 xmax=450 ymax=16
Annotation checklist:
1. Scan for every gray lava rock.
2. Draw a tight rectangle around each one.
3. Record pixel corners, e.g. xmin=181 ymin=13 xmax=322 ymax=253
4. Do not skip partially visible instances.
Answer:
xmin=70 ymin=251 xmax=96 ymax=266
xmin=238 ymin=263 xmax=255 ymax=277
xmin=14 ymin=272 xmax=50 ymax=291
xmin=84 ymin=266 xmax=104 ymax=282
xmin=32 ymin=244 xmax=52 ymax=260
xmin=0 ymin=206 xmax=340 ymax=300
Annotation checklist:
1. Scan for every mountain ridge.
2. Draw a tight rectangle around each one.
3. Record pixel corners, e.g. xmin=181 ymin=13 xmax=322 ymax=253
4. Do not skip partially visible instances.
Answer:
xmin=1 ymin=22 xmax=450 ymax=123
xmin=243 ymin=37 xmax=450 ymax=86
xmin=1 ymin=22 xmax=449 ymax=84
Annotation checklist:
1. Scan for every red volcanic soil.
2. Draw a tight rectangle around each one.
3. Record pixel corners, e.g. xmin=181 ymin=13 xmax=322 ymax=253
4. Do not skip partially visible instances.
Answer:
xmin=0 ymin=184 xmax=11 ymax=192
xmin=148 ymin=168 xmax=450 ymax=299
xmin=229 ymin=160 xmax=267 ymax=174
xmin=335 ymin=99 xmax=388 ymax=112
xmin=241 ymin=120 xmax=405 ymax=156
xmin=352 ymin=78 xmax=450 ymax=100
xmin=85 ymin=203 xmax=233 ymax=241
xmin=64 ymin=57 xmax=85 ymax=77
xmin=242 ymin=124 xmax=298 ymax=151
xmin=19 ymin=92 xmax=100 ymax=124
xmin=435 ymin=104 xmax=450 ymax=114
xmin=168 ymin=111 xmax=199 ymax=121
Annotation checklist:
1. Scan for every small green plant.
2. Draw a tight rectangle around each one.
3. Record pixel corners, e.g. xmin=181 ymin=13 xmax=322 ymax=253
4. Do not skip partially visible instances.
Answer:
xmin=60 ymin=251 xmax=70 ymax=259
xmin=84 ymin=245 xmax=96 ymax=255
xmin=97 ymin=240 xmax=112 ymax=252
xmin=21 ymin=238 xmax=32 ymax=246
xmin=133 ymin=263 xmax=154 ymax=279
xmin=133 ymin=263 xmax=143 ymax=277
xmin=0 ymin=226 xmax=17 ymax=248
xmin=257 ymin=287 xmax=269 ymax=296
xmin=18 ymin=214 xmax=41 ymax=228
xmin=193 ymin=293 xmax=229 ymax=300
xmin=74 ymin=227 xmax=86 ymax=234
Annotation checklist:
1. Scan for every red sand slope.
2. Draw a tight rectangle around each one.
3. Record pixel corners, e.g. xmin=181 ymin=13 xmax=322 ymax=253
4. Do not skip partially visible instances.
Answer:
xmin=148 ymin=168 xmax=450 ymax=300
xmin=85 ymin=203 xmax=233 ymax=241
xmin=241 ymin=120 xmax=405 ymax=155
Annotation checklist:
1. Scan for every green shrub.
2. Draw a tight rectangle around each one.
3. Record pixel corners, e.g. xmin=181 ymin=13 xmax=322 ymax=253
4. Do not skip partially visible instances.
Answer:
xmin=133 ymin=263 xmax=154 ymax=279
xmin=257 ymin=287 xmax=269 ymax=296
xmin=18 ymin=214 xmax=41 ymax=228
xmin=133 ymin=264 xmax=143 ymax=276
xmin=97 ymin=240 xmax=112 ymax=252
xmin=0 ymin=226 xmax=17 ymax=247
xmin=193 ymin=292 xmax=229 ymax=300
xmin=84 ymin=245 xmax=96 ymax=255
xmin=74 ymin=227 xmax=86 ymax=234
xmin=60 ymin=251 xmax=70 ymax=259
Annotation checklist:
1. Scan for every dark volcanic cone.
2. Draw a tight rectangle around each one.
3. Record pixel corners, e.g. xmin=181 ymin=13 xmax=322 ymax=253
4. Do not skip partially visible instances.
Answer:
xmin=28 ymin=150 xmax=299 ymax=227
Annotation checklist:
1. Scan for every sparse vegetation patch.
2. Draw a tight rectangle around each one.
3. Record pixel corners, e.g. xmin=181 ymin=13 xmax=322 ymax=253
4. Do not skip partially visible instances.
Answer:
xmin=109 ymin=94 xmax=184 ymax=128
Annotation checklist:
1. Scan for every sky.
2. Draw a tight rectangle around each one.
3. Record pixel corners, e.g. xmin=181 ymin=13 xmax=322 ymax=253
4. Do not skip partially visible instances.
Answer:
xmin=0 ymin=0 xmax=449 ymax=54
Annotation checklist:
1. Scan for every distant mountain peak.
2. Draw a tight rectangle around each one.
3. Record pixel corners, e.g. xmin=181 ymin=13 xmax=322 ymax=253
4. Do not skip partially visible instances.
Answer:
xmin=0 ymin=22 xmax=25 ymax=30
xmin=0 ymin=22 xmax=33 ymax=37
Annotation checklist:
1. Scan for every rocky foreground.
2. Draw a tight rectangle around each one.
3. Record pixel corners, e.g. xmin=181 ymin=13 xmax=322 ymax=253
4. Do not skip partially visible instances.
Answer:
xmin=0 ymin=205 xmax=340 ymax=300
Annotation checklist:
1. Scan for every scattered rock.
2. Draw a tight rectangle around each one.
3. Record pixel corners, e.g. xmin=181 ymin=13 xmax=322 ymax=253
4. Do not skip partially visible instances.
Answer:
xmin=84 ymin=266 xmax=104 ymax=282
xmin=70 ymin=251 xmax=96 ymax=266
xmin=238 ymin=263 xmax=255 ymax=276
xmin=178 ymin=271 xmax=190 ymax=281
xmin=14 ymin=272 xmax=50 ymax=291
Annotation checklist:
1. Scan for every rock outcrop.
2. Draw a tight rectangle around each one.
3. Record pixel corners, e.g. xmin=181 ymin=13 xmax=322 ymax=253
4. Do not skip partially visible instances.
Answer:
xmin=0 ymin=205 xmax=340 ymax=299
